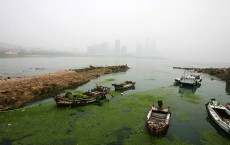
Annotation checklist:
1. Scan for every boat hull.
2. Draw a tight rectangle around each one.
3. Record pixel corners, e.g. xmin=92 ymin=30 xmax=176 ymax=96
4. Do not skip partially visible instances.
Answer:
xmin=54 ymin=86 xmax=109 ymax=107
xmin=146 ymin=106 xmax=171 ymax=135
xmin=206 ymin=99 xmax=230 ymax=135
xmin=112 ymin=81 xmax=135 ymax=91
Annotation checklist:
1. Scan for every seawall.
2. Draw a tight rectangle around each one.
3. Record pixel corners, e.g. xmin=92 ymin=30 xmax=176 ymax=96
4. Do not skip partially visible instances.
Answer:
xmin=0 ymin=65 xmax=129 ymax=111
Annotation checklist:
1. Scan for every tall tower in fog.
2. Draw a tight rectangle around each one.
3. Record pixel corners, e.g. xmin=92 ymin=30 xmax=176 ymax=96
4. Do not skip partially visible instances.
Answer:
xmin=115 ymin=40 xmax=120 ymax=55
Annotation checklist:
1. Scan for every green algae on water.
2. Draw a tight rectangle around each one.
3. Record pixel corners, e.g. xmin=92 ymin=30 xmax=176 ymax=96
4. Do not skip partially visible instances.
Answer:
xmin=200 ymin=131 xmax=230 ymax=145
xmin=145 ymin=78 xmax=155 ymax=81
xmin=181 ymin=93 xmax=202 ymax=104
xmin=96 ymin=78 xmax=116 ymax=84
xmin=179 ymin=113 xmax=190 ymax=121
xmin=109 ymin=91 xmax=122 ymax=97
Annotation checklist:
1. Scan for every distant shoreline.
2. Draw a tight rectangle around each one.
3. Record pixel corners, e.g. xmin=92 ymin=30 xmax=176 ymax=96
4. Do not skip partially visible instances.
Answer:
xmin=173 ymin=66 xmax=230 ymax=82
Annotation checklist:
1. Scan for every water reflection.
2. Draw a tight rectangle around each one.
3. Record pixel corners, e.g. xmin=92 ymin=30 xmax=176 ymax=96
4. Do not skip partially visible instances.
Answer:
xmin=178 ymin=84 xmax=201 ymax=94
xmin=114 ymin=86 xmax=135 ymax=93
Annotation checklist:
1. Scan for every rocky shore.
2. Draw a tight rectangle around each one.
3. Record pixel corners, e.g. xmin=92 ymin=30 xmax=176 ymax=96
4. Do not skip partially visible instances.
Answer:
xmin=0 ymin=65 xmax=129 ymax=111
xmin=173 ymin=67 xmax=230 ymax=82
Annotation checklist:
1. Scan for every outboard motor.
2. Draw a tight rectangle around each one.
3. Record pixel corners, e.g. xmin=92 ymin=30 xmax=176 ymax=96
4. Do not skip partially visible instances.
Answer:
xmin=158 ymin=100 xmax=163 ymax=108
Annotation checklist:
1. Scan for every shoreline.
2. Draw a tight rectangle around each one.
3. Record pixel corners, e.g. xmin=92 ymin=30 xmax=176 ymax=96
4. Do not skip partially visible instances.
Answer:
xmin=0 ymin=65 xmax=129 ymax=111
xmin=173 ymin=67 xmax=230 ymax=82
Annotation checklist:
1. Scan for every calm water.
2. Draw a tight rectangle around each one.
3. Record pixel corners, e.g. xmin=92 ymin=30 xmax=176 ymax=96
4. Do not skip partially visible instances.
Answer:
xmin=0 ymin=56 xmax=230 ymax=144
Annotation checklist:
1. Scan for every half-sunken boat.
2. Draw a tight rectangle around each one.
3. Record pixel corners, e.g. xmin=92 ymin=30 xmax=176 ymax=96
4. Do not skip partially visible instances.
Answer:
xmin=146 ymin=100 xmax=171 ymax=135
xmin=112 ymin=81 xmax=135 ymax=91
xmin=175 ymin=69 xmax=202 ymax=86
xmin=206 ymin=98 xmax=230 ymax=135
xmin=54 ymin=86 xmax=110 ymax=107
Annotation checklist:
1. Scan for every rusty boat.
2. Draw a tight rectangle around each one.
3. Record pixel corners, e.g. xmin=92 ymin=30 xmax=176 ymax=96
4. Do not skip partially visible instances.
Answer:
xmin=112 ymin=81 xmax=135 ymax=91
xmin=146 ymin=100 xmax=171 ymax=135
xmin=54 ymin=86 xmax=110 ymax=107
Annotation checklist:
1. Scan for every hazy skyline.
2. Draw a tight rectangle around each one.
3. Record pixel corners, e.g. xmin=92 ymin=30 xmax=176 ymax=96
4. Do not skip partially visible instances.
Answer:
xmin=0 ymin=0 xmax=230 ymax=61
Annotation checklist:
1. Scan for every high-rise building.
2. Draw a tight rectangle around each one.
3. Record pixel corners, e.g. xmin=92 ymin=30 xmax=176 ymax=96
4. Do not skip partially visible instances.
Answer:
xmin=115 ymin=40 xmax=120 ymax=55
xmin=136 ymin=43 xmax=143 ymax=56
xmin=121 ymin=45 xmax=127 ymax=56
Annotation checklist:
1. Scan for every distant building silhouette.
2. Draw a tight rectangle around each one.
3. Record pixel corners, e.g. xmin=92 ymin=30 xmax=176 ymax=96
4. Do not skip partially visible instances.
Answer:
xmin=135 ymin=38 xmax=157 ymax=57
xmin=115 ymin=40 xmax=120 ymax=55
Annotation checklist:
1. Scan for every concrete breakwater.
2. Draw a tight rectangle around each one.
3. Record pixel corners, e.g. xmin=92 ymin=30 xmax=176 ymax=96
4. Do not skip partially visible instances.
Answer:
xmin=173 ymin=67 xmax=230 ymax=82
xmin=0 ymin=65 xmax=129 ymax=111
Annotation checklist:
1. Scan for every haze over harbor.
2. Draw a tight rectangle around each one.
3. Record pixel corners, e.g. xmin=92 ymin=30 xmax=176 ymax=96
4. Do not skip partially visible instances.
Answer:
xmin=1 ymin=0 xmax=230 ymax=62
xmin=1 ymin=1 xmax=230 ymax=144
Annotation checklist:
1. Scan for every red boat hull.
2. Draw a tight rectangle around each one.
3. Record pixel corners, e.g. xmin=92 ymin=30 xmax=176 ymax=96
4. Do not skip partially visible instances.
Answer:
xmin=147 ymin=122 xmax=169 ymax=135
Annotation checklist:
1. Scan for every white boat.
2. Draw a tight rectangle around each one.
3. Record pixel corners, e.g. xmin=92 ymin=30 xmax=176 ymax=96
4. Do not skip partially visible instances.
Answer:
xmin=175 ymin=70 xmax=202 ymax=86
xmin=206 ymin=98 xmax=230 ymax=135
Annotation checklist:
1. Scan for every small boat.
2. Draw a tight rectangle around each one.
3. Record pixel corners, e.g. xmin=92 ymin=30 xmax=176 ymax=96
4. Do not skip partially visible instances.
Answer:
xmin=112 ymin=81 xmax=135 ymax=91
xmin=206 ymin=98 xmax=230 ymax=135
xmin=175 ymin=69 xmax=202 ymax=86
xmin=89 ymin=86 xmax=110 ymax=95
xmin=54 ymin=86 xmax=110 ymax=107
xmin=226 ymin=103 xmax=230 ymax=111
xmin=146 ymin=100 xmax=171 ymax=135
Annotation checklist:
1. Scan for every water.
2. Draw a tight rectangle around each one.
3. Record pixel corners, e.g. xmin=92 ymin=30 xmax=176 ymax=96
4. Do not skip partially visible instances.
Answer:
xmin=0 ymin=56 xmax=230 ymax=144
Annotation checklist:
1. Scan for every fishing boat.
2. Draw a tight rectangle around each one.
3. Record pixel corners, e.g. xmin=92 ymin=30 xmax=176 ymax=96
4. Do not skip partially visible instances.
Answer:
xmin=112 ymin=81 xmax=135 ymax=91
xmin=146 ymin=100 xmax=171 ymax=135
xmin=54 ymin=86 xmax=110 ymax=107
xmin=206 ymin=98 xmax=230 ymax=135
xmin=175 ymin=69 xmax=202 ymax=86
xmin=89 ymin=86 xmax=110 ymax=95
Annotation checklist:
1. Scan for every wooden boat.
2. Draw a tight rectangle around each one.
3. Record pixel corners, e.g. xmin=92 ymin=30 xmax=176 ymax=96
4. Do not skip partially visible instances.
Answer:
xmin=206 ymin=98 xmax=230 ymax=135
xmin=112 ymin=81 xmax=135 ymax=91
xmin=88 ymin=86 xmax=110 ymax=95
xmin=54 ymin=86 xmax=110 ymax=107
xmin=146 ymin=100 xmax=171 ymax=135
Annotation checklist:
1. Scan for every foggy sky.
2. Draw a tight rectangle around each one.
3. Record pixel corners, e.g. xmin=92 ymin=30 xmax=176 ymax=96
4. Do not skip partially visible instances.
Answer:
xmin=0 ymin=0 xmax=230 ymax=62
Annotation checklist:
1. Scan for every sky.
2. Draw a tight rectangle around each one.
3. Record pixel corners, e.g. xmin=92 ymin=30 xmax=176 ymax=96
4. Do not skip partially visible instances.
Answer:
xmin=0 ymin=0 xmax=230 ymax=61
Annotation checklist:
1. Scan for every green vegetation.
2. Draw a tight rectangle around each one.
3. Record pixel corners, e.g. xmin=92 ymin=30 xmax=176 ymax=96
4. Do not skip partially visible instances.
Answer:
xmin=181 ymin=93 xmax=202 ymax=104
xmin=179 ymin=113 xmax=190 ymax=121
xmin=96 ymin=77 xmax=116 ymax=85
xmin=64 ymin=90 xmax=88 ymax=100
xmin=0 ymin=85 xmax=227 ymax=145
xmin=105 ymin=78 xmax=116 ymax=82
xmin=109 ymin=90 xmax=122 ymax=97
xmin=200 ymin=131 xmax=230 ymax=145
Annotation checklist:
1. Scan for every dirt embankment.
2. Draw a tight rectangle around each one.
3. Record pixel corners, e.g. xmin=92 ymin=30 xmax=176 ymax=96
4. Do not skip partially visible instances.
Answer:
xmin=173 ymin=67 xmax=230 ymax=82
xmin=0 ymin=65 xmax=129 ymax=111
